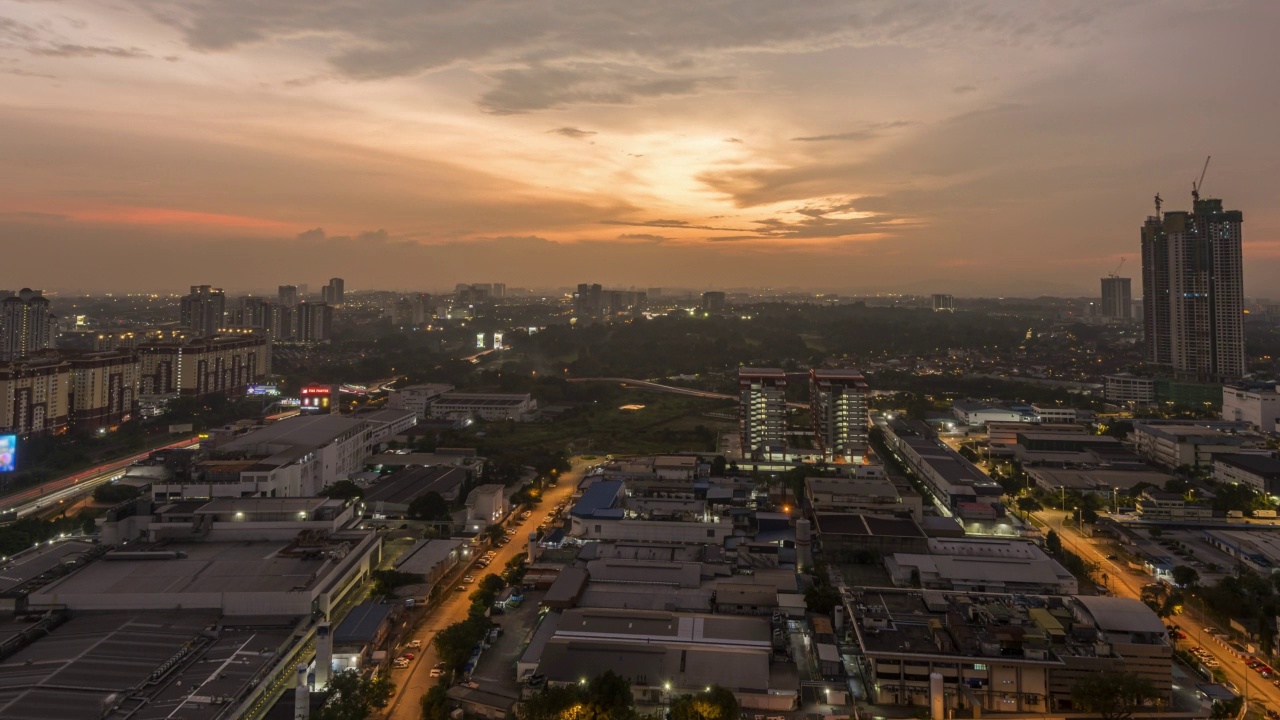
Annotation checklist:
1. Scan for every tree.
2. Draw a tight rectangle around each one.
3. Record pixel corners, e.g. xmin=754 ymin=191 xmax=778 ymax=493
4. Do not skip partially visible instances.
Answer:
xmin=320 ymin=480 xmax=364 ymax=501
xmin=710 ymin=456 xmax=728 ymax=477
xmin=670 ymin=686 xmax=739 ymax=720
xmin=1045 ymin=530 xmax=1062 ymax=555
xmin=1015 ymin=496 xmax=1042 ymax=515
xmin=1172 ymin=564 xmax=1200 ymax=589
xmin=1211 ymin=696 xmax=1244 ymax=719
xmin=408 ymin=492 xmax=450 ymax=521
xmin=421 ymin=685 xmax=450 ymax=720
xmin=317 ymin=669 xmax=394 ymax=720
xmin=434 ymin=616 xmax=491 ymax=670
xmin=484 ymin=523 xmax=507 ymax=544
xmin=93 ymin=483 xmax=141 ymax=504
xmin=1071 ymin=671 xmax=1159 ymax=720
xmin=804 ymin=584 xmax=839 ymax=614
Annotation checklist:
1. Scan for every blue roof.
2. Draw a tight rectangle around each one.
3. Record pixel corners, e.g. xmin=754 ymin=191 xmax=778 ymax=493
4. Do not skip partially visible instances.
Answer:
xmin=571 ymin=480 xmax=624 ymax=518
xmin=334 ymin=603 xmax=395 ymax=645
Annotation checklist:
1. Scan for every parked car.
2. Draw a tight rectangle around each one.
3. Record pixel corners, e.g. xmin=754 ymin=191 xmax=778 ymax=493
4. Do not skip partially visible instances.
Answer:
xmin=456 ymin=585 xmax=466 ymax=592
xmin=408 ymin=639 xmax=422 ymax=649
xmin=463 ymin=575 xmax=475 ymax=583
xmin=430 ymin=668 xmax=444 ymax=677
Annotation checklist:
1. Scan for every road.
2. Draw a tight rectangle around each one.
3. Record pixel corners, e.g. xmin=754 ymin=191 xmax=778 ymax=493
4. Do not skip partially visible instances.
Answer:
xmin=0 ymin=436 xmax=200 ymax=517
xmin=1035 ymin=509 xmax=1280 ymax=709
xmin=567 ymin=376 xmax=808 ymax=410
xmin=381 ymin=459 xmax=590 ymax=720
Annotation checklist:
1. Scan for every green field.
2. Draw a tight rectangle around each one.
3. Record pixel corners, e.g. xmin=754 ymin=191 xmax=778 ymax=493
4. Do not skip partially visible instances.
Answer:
xmin=472 ymin=392 xmax=737 ymax=457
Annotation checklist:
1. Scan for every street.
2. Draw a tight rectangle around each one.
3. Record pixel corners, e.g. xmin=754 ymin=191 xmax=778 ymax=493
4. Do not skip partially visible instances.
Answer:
xmin=381 ymin=458 xmax=590 ymax=720
xmin=1035 ymin=509 xmax=1280 ymax=710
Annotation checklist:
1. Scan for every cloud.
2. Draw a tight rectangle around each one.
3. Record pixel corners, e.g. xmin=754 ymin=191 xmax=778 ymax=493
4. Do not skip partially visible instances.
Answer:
xmin=953 ymin=84 xmax=978 ymax=93
xmin=792 ymin=120 xmax=914 ymax=142
xmin=27 ymin=44 xmax=150 ymax=59
xmin=479 ymin=63 xmax=726 ymax=114
xmin=615 ymin=233 xmax=668 ymax=243
xmin=548 ymin=126 xmax=596 ymax=139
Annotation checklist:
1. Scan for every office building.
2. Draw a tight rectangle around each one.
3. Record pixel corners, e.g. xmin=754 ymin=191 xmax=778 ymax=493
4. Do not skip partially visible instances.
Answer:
xmin=1103 ymin=373 xmax=1156 ymax=406
xmin=178 ymin=285 xmax=225 ymax=338
xmin=810 ymin=368 xmax=869 ymax=462
xmin=0 ymin=288 xmax=55 ymax=360
xmin=931 ymin=293 xmax=955 ymax=312
xmin=322 ymin=277 xmax=345 ymax=306
xmin=1100 ymin=276 xmax=1132 ymax=319
xmin=1131 ymin=420 xmax=1260 ymax=469
xmin=296 ymin=301 xmax=333 ymax=343
xmin=738 ymin=368 xmax=787 ymax=459
xmin=278 ymin=284 xmax=299 ymax=306
xmin=0 ymin=355 xmax=69 ymax=436
xmin=1221 ymin=384 xmax=1280 ymax=431
xmin=138 ymin=334 xmax=268 ymax=402
xmin=388 ymin=383 xmax=455 ymax=418
xmin=702 ymin=291 xmax=726 ymax=312
xmin=1141 ymin=197 xmax=1245 ymax=381
xmin=67 ymin=350 xmax=140 ymax=431
xmin=428 ymin=392 xmax=537 ymax=422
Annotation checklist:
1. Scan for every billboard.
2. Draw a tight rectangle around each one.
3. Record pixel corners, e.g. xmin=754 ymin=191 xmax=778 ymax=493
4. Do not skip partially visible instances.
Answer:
xmin=476 ymin=332 xmax=486 ymax=349
xmin=492 ymin=332 xmax=503 ymax=349
xmin=247 ymin=384 xmax=281 ymax=396
xmin=0 ymin=434 xmax=15 ymax=473
xmin=300 ymin=384 xmax=333 ymax=412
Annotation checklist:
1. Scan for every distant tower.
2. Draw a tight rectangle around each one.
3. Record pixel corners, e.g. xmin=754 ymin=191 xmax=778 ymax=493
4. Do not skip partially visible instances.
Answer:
xmin=1100 ymin=277 xmax=1133 ymax=319
xmin=0 ymin=288 xmax=55 ymax=360
xmin=931 ymin=294 xmax=955 ymax=312
xmin=738 ymin=368 xmax=787 ymax=460
xmin=179 ymin=285 xmax=225 ymax=337
xmin=322 ymin=278 xmax=345 ymax=306
xmin=1141 ymin=192 xmax=1245 ymax=381
xmin=278 ymin=285 xmax=299 ymax=307
xmin=810 ymin=369 xmax=869 ymax=462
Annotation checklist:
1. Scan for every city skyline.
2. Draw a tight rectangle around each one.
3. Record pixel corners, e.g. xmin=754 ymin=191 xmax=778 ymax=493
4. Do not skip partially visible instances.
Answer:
xmin=2 ymin=1 xmax=1279 ymax=294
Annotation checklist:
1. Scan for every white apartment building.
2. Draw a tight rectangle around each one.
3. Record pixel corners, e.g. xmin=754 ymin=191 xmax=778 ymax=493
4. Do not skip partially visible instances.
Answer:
xmin=739 ymin=368 xmax=787 ymax=459
xmin=810 ymin=369 xmax=869 ymax=462
xmin=1104 ymin=374 xmax=1156 ymax=405
xmin=388 ymin=383 xmax=454 ymax=418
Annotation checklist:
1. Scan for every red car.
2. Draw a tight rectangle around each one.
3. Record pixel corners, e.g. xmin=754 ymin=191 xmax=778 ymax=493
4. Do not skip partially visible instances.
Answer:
xmin=401 ymin=653 xmax=415 ymax=661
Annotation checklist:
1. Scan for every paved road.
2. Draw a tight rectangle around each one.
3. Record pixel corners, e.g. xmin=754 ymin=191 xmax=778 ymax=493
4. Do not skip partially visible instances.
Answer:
xmin=0 ymin=436 xmax=199 ymax=517
xmin=382 ymin=460 xmax=589 ymax=720
xmin=1036 ymin=509 xmax=1280 ymax=709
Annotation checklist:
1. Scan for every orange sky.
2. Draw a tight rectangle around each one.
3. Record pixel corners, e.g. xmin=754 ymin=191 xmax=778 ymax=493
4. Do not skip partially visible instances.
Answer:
xmin=1 ymin=0 xmax=1279 ymax=295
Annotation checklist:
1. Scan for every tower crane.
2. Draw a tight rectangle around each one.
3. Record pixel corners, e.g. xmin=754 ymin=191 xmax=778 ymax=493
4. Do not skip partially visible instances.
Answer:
xmin=1109 ymin=257 xmax=1126 ymax=278
xmin=1192 ymin=155 xmax=1211 ymax=202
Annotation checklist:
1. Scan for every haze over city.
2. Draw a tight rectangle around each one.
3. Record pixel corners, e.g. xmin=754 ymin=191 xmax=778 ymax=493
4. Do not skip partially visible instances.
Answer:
xmin=2 ymin=0 xmax=1279 ymax=294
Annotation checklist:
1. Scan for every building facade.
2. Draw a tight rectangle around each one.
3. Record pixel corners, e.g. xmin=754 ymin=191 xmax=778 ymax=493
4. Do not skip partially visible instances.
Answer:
xmin=68 ymin=351 xmax=140 ymax=431
xmin=810 ymin=369 xmax=869 ymax=462
xmin=1141 ymin=198 xmax=1245 ymax=381
xmin=179 ymin=285 xmax=226 ymax=338
xmin=138 ymin=335 xmax=268 ymax=402
xmin=1100 ymin=277 xmax=1132 ymax=319
xmin=1221 ymin=385 xmax=1280 ymax=431
xmin=739 ymin=368 xmax=787 ymax=459
xmin=0 ymin=288 xmax=55 ymax=360
xmin=0 ymin=356 xmax=69 ymax=436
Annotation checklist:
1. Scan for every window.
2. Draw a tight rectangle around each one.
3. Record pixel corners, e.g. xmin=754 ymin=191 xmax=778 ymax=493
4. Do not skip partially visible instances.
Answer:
xmin=707 ymin=529 xmax=716 ymax=538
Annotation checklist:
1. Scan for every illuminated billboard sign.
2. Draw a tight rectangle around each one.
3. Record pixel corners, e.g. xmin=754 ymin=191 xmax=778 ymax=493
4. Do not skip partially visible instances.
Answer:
xmin=300 ymin=384 xmax=333 ymax=412
xmin=492 ymin=332 xmax=503 ymax=349
xmin=247 ymin=384 xmax=281 ymax=396
xmin=476 ymin=332 xmax=486 ymax=349
xmin=0 ymin=434 xmax=16 ymax=473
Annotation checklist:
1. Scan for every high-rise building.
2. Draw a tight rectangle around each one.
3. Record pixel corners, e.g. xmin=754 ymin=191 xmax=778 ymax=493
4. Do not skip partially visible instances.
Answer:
xmin=179 ymin=285 xmax=226 ymax=338
xmin=810 ymin=369 xmax=870 ymax=462
xmin=738 ymin=367 xmax=788 ymax=460
xmin=278 ymin=285 xmax=299 ymax=307
xmin=322 ymin=278 xmax=345 ymax=306
xmin=492 ymin=283 xmax=506 ymax=299
xmin=573 ymin=283 xmax=603 ymax=320
xmin=0 ymin=288 xmax=56 ymax=360
xmin=931 ymin=294 xmax=955 ymax=312
xmin=230 ymin=297 xmax=271 ymax=329
xmin=138 ymin=335 xmax=267 ymax=402
xmin=296 ymin=302 xmax=333 ymax=344
xmin=68 ymin=351 xmax=140 ymax=431
xmin=1142 ymin=197 xmax=1245 ymax=381
xmin=1101 ymin=277 xmax=1133 ymax=319
xmin=0 ymin=356 xmax=69 ymax=436
xmin=702 ymin=291 xmax=727 ymax=312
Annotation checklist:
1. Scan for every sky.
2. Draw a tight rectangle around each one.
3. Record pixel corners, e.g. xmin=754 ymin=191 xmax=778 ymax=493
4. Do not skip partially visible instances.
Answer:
xmin=1 ymin=0 xmax=1279 ymax=296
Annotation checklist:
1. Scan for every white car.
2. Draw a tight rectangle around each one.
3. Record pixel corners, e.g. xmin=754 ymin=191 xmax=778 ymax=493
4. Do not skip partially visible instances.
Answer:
xmin=430 ymin=668 xmax=444 ymax=677
xmin=408 ymin=639 xmax=423 ymax=649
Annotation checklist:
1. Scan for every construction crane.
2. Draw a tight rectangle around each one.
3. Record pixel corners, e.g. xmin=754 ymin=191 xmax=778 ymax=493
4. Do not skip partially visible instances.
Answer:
xmin=1192 ymin=155 xmax=1211 ymax=202
xmin=1109 ymin=257 xmax=1126 ymax=278
xmin=1154 ymin=192 xmax=1162 ymax=218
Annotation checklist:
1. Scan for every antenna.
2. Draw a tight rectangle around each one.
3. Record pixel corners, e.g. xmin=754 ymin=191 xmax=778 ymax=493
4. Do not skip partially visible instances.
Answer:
xmin=1154 ymin=193 xmax=1162 ymax=218
xmin=1192 ymin=155 xmax=1211 ymax=202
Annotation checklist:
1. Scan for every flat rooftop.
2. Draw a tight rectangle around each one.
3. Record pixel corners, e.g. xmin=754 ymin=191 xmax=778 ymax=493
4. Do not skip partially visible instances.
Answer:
xmin=363 ymin=466 xmax=469 ymax=506
xmin=814 ymin=513 xmax=925 ymax=538
xmin=0 ymin=540 xmax=97 ymax=593
xmin=395 ymin=539 xmax=464 ymax=576
xmin=218 ymin=414 xmax=366 ymax=453
xmin=32 ymin=541 xmax=339 ymax=598
xmin=0 ymin=611 xmax=293 ymax=720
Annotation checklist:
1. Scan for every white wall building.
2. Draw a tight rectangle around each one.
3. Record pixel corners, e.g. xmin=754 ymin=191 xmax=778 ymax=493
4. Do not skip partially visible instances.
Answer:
xmin=1222 ymin=385 xmax=1280 ymax=432
xmin=388 ymin=383 xmax=454 ymax=418
xmin=465 ymin=484 xmax=507 ymax=531
xmin=429 ymin=392 xmax=536 ymax=422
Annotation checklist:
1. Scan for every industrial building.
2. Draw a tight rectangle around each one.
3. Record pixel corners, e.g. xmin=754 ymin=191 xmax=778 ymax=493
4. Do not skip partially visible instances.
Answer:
xmin=884 ymin=538 xmax=1078 ymax=595
xmin=428 ymin=392 xmax=537 ymax=422
xmin=881 ymin=418 xmax=1002 ymax=509
xmin=805 ymin=476 xmax=923 ymax=521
